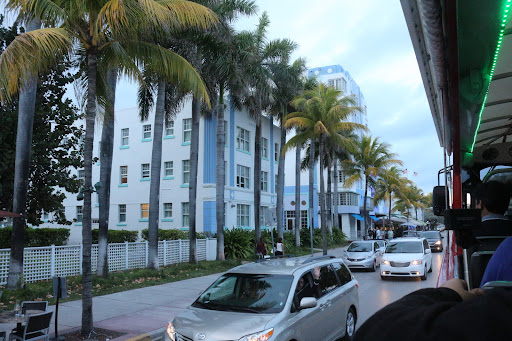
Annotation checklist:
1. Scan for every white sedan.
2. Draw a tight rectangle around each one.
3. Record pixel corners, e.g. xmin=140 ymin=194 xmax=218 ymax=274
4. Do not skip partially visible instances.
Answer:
xmin=380 ymin=237 xmax=433 ymax=280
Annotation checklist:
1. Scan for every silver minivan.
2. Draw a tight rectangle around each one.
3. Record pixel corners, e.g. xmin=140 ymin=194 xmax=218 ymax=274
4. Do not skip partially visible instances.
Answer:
xmin=165 ymin=256 xmax=359 ymax=341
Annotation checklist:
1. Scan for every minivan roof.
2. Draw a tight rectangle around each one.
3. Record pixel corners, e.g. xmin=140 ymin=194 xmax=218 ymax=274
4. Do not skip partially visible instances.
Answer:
xmin=226 ymin=256 xmax=341 ymax=276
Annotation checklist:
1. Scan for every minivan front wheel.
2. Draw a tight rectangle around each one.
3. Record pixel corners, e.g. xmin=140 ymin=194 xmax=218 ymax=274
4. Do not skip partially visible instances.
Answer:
xmin=420 ymin=265 xmax=427 ymax=280
xmin=343 ymin=307 xmax=356 ymax=340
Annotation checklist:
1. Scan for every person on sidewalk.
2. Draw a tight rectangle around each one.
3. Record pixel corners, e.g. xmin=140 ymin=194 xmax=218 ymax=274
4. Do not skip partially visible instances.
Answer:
xmin=275 ymin=238 xmax=284 ymax=256
xmin=354 ymin=278 xmax=512 ymax=341
xmin=256 ymin=237 xmax=267 ymax=258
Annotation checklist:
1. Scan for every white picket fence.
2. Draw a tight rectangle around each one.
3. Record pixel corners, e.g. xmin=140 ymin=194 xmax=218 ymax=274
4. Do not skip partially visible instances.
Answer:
xmin=0 ymin=239 xmax=217 ymax=285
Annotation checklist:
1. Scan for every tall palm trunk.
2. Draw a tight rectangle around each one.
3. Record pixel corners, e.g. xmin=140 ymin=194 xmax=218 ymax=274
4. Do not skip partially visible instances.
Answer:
xmin=277 ymin=113 xmax=286 ymax=239
xmin=188 ymin=97 xmax=200 ymax=264
xmin=294 ymin=142 xmax=301 ymax=247
xmin=147 ymin=81 xmax=166 ymax=270
xmin=254 ymin=101 xmax=262 ymax=241
xmin=97 ymin=67 xmax=117 ymax=278
xmin=319 ymin=137 xmax=327 ymax=255
xmin=326 ymin=158 xmax=333 ymax=233
xmin=215 ymin=87 xmax=225 ymax=260
xmin=388 ymin=193 xmax=393 ymax=230
xmin=333 ymin=161 xmax=339 ymax=229
xmin=7 ymin=18 xmax=41 ymax=290
xmin=81 ymin=48 xmax=98 ymax=336
xmin=363 ymin=175 xmax=369 ymax=240
xmin=308 ymin=140 xmax=315 ymax=233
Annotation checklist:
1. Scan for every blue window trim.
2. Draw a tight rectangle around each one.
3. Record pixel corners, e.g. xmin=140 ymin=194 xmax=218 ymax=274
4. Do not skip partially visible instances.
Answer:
xmin=141 ymin=138 xmax=152 ymax=142
xmin=179 ymin=227 xmax=189 ymax=231
xmin=181 ymin=141 xmax=191 ymax=146
xmin=118 ymin=184 xmax=128 ymax=187
xmin=262 ymin=157 xmax=269 ymax=161
xmin=139 ymin=218 xmax=149 ymax=222
xmin=75 ymin=222 xmax=82 ymax=226
xmin=140 ymin=178 xmax=150 ymax=182
xmin=274 ymin=161 xmax=279 ymax=165
xmin=95 ymin=204 xmax=99 ymax=207
xmin=225 ymin=144 xmax=228 ymax=148
xmin=236 ymin=148 xmax=251 ymax=155
xmin=117 ymin=223 xmax=127 ymax=226
xmin=163 ymin=176 xmax=175 ymax=180
xmin=180 ymin=184 xmax=190 ymax=188
xmin=164 ymin=135 xmax=175 ymax=140
xmin=120 ymin=145 xmax=129 ymax=150
xmin=162 ymin=218 xmax=174 ymax=222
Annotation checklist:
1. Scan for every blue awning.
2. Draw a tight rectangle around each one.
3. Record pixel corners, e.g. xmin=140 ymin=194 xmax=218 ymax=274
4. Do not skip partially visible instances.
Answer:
xmin=369 ymin=215 xmax=379 ymax=221
xmin=351 ymin=214 xmax=364 ymax=221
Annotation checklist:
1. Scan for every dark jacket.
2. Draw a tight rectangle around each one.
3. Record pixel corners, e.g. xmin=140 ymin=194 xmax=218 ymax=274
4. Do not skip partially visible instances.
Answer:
xmin=354 ymin=287 xmax=512 ymax=341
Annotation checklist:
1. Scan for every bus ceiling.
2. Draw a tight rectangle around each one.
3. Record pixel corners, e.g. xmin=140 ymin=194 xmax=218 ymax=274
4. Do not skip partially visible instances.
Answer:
xmin=401 ymin=0 xmax=512 ymax=171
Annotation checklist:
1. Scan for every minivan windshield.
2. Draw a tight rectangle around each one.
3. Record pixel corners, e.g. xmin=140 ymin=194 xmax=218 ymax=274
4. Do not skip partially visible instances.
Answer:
xmin=420 ymin=231 xmax=441 ymax=239
xmin=347 ymin=242 xmax=372 ymax=252
xmin=192 ymin=274 xmax=293 ymax=314
xmin=385 ymin=241 xmax=423 ymax=253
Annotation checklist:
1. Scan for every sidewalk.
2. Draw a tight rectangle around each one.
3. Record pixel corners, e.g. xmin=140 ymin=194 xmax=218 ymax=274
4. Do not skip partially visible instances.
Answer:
xmin=48 ymin=246 xmax=349 ymax=340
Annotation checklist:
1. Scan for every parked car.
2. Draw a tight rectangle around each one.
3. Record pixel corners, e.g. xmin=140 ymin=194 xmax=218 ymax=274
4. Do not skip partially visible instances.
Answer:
xmin=375 ymin=240 xmax=387 ymax=253
xmin=165 ymin=256 xmax=359 ymax=341
xmin=419 ymin=231 xmax=443 ymax=252
xmin=342 ymin=241 xmax=383 ymax=272
xmin=380 ymin=237 xmax=433 ymax=280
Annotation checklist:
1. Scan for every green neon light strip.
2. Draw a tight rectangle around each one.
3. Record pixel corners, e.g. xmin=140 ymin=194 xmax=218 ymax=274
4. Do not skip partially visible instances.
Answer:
xmin=470 ymin=0 xmax=512 ymax=152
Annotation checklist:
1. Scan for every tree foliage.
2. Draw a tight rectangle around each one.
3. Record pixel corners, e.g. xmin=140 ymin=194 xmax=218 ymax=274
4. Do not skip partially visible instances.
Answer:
xmin=0 ymin=17 xmax=83 ymax=226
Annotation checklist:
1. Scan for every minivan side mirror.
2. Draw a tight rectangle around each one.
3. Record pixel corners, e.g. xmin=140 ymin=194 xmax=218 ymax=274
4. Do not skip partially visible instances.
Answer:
xmin=299 ymin=297 xmax=317 ymax=310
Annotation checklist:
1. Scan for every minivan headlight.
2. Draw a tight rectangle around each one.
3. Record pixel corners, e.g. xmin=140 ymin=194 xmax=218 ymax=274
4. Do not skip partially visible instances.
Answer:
xmin=411 ymin=259 xmax=423 ymax=265
xmin=166 ymin=321 xmax=176 ymax=341
xmin=435 ymin=240 xmax=442 ymax=245
xmin=381 ymin=260 xmax=390 ymax=265
xmin=238 ymin=328 xmax=274 ymax=341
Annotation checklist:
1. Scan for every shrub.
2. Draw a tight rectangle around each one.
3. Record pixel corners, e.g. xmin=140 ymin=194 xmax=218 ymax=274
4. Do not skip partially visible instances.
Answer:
xmin=141 ymin=228 xmax=188 ymax=241
xmin=224 ymin=228 xmax=253 ymax=259
xmin=332 ymin=228 xmax=347 ymax=245
xmin=0 ymin=227 xmax=70 ymax=248
xmin=91 ymin=229 xmax=138 ymax=243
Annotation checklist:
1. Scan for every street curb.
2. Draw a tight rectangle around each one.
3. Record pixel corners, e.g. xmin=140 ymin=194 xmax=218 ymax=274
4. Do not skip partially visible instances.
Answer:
xmin=125 ymin=328 xmax=165 ymax=341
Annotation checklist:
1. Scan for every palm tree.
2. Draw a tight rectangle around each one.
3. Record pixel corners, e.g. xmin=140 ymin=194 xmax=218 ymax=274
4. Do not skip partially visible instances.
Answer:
xmin=238 ymin=13 xmax=296 ymax=241
xmin=373 ymin=166 xmax=407 ymax=230
xmin=0 ymin=0 xmax=215 ymax=334
xmin=6 ymin=18 xmax=40 ymax=290
xmin=343 ymin=136 xmax=402 ymax=239
xmin=284 ymin=84 xmax=365 ymax=254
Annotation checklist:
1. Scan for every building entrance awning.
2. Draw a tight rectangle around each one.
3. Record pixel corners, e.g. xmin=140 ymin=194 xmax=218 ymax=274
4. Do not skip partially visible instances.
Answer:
xmin=351 ymin=214 xmax=364 ymax=221
xmin=369 ymin=215 xmax=379 ymax=222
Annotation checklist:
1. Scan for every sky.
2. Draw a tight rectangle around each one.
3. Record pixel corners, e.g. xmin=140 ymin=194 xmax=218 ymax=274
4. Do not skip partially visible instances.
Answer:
xmin=111 ymin=0 xmax=445 ymax=194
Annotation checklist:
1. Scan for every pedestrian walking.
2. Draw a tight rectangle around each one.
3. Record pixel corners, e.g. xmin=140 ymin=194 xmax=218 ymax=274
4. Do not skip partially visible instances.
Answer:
xmin=256 ymin=237 xmax=267 ymax=258
xmin=275 ymin=238 xmax=284 ymax=256
xmin=388 ymin=229 xmax=394 ymax=240
xmin=376 ymin=228 xmax=382 ymax=240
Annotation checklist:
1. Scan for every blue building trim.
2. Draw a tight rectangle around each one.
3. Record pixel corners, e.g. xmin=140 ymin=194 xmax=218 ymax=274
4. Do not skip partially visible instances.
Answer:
xmin=203 ymin=115 xmax=216 ymax=184
xmin=270 ymin=117 xmax=275 ymax=194
xmin=119 ymin=146 xmax=129 ymax=150
xmin=203 ymin=201 xmax=216 ymax=233
xmin=230 ymin=99 xmax=235 ymax=187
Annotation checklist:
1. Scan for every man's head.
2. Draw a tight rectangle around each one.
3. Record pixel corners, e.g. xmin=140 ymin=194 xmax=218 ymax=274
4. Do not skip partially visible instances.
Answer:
xmin=474 ymin=181 xmax=511 ymax=216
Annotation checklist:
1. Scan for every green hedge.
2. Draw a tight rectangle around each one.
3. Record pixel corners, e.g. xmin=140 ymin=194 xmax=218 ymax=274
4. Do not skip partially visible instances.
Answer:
xmin=91 ymin=229 xmax=138 ymax=243
xmin=141 ymin=229 xmax=210 ymax=241
xmin=0 ymin=227 xmax=70 ymax=248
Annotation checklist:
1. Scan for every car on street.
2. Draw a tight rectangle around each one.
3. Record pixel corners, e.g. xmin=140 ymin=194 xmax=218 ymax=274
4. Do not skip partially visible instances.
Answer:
xmin=165 ymin=256 xmax=359 ymax=341
xmin=419 ymin=231 xmax=443 ymax=252
xmin=402 ymin=230 xmax=420 ymax=238
xmin=375 ymin=240 xmax=387 ymax=253
xmin=342 ymin=241 xmax=383 ymax=272
xmin=380 ymin=237 xmax=433 ymax=280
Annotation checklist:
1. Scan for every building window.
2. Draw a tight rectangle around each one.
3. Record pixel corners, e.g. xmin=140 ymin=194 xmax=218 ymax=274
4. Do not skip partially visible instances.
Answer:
xmin=275 ymin=174 xmax=278 ymax=192
xmin=236 ymin=127 xmax=250 ymax=152
xmin=328 ymin=79 xmax=334 ymax=88
xmin=78 ymin=169 xmax=85 ymax=186
xmin=342 ymin=78 xmax=348 ymax=92
xmin=224 ymin=120 xmax=228 ymax=145
xmin=119 ymin=204 xmax=126 ymax=223
xmin=42 ymin=212 xmax=49 ymax=221
xmin=141 ymin=163 xmax=150 ymax=179
xmin=141 ymin=203 xmax=149 ymax=218
xmin=335 ymin=78 xmax=342 ymax=90
xmin=121 ymin=128 xmax=129 ymax=146
xmin=164 ymin=161 xmax=173 ymax=177
xmin=182 ymin=160 xmax=190 ymax=184
xmin=261 ymin=171 xmax=268 ymax=192
xmin=76 ymin=206 xmax=83 ymax=223
xmin=183 ymin=118 xmax=192 ymax=143
xmin=120 ymin=166 xmax=128 ymax=184
xmin=261 ymin=137 xmax=268 ymax=158
xmin=274 ymin=143 xmax=279 ymax=161
xmin=339 ymin=192 xmax=358 ymax=206
xmin=259 ymin=206 xmax=266 ymax=226
xmin=285 ymin=210 xmax=308 ymax=229
xmin=143 ymin=124 xmax=152 ymax=139
xmin=163 ymin=203 xmax=172 ymax=218
xmin=165 ymin=120 xmax=174 ymax=136
xmin=237 ymin=204 xmax=250 ymax=227
xmin=225 ymin=161 xmax=228 ymax=184
xmin=236 ymin=164 xmax=250 ymax=188
xmin=182 ymin=202 xmax=189 ymax=227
